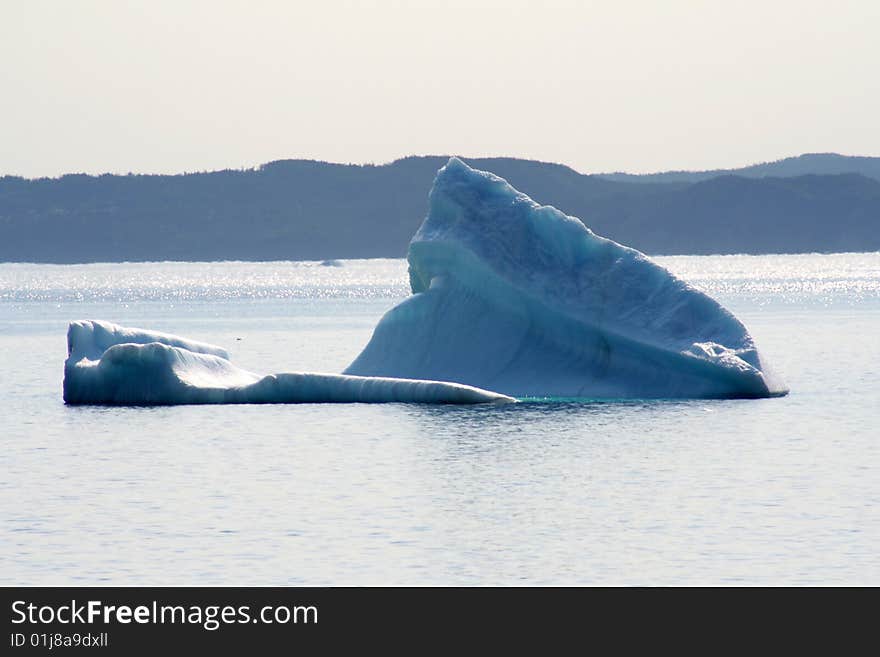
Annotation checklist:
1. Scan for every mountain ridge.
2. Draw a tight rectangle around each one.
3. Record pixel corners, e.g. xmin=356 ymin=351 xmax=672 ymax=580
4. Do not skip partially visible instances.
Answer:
xmin=598 ymin=152 xmax=880 ymax=184
xmin=1 ymin=155 xmax=878 ymax=262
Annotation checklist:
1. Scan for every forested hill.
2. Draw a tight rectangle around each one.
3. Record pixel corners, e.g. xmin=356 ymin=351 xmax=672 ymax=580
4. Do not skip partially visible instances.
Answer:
xmin=1 ymin=155 xmax=879 ymax=263
xmin=598 ymin=152 xmax=880 ymax=184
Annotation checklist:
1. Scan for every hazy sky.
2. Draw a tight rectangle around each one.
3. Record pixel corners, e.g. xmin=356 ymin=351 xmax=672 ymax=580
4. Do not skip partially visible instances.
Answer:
xmin=2 ymin=0 xmax=878 ymax=177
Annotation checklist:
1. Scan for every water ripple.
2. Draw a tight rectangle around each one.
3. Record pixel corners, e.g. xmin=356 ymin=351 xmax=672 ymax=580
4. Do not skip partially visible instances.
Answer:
xmin=1 ymin=253 xmax=878 ymax=306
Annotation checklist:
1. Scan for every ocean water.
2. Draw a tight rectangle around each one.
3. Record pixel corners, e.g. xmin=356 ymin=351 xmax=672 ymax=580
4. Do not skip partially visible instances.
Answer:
xmin=1 ymin=253 xmax=879 ymax=585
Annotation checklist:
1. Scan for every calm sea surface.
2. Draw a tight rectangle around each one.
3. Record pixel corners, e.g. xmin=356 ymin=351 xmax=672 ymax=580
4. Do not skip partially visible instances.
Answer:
xmin=2 ymin=254 xmax=879 ymax=585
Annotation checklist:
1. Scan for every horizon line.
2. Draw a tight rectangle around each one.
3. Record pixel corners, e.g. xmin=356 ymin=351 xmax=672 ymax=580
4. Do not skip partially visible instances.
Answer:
xmin=1 ymin=151 xmax=878 ymax=182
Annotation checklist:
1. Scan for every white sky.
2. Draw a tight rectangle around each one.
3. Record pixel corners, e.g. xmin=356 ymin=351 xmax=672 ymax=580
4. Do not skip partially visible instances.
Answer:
xmin=1 ymin=0 xmax=878 ymax=177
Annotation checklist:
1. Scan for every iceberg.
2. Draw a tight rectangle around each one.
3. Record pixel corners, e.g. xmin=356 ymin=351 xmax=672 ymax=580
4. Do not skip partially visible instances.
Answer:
xmin=63 ymin=320 xmax=513 ymax=405
xmin=345 ymin=157 xmax=787 ymax=399
xmin=62 ymin=159 xmax=786 ymax=405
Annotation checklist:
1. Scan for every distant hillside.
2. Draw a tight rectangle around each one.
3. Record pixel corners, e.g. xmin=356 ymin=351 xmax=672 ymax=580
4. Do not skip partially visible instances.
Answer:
xmin=599 ymin=153 xmax=880 ymax=184
xmin=582 ymin=173 xmax=880 ymax=255
xmin=1 ymin=155 xmax=879 ymax=262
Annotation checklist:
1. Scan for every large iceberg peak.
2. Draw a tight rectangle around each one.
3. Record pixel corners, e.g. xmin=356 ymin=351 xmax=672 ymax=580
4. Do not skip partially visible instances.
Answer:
xmin=410 ymin=156 xmax=593 ymax=292
xmin=347 ymin=158 xmax=787 ymax=399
